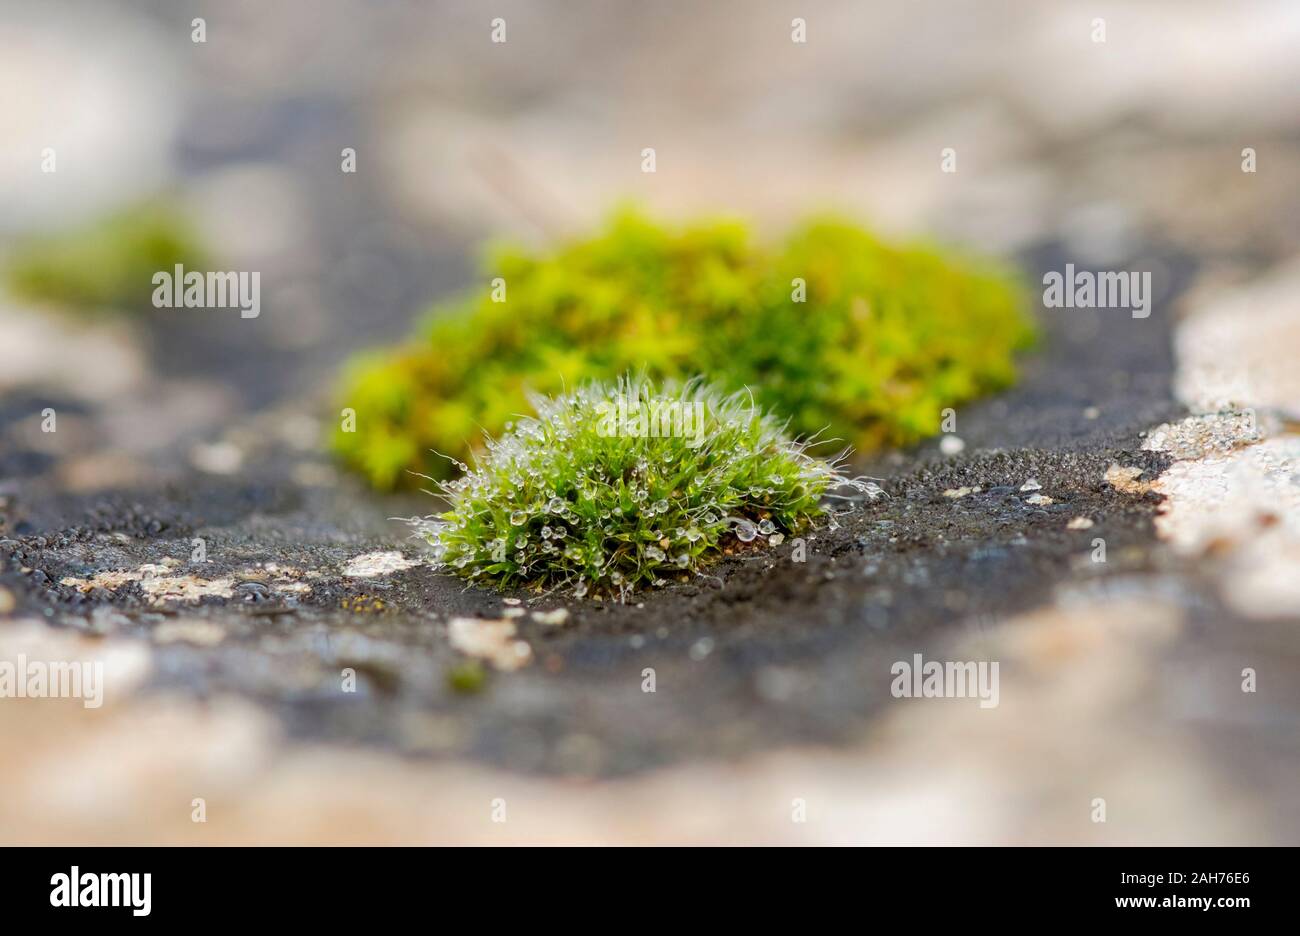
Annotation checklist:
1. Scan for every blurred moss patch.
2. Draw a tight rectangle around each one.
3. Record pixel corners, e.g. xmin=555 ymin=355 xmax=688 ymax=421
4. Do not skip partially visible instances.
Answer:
xmin=4 ymin=200 xmax=209 ymax=314
xmin=334 ymin=211 xmax=1035 ymax=490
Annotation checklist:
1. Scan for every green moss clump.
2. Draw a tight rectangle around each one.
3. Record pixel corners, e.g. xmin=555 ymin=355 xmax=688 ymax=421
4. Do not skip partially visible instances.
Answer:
xmin=412 ymin=377 xmax=877 ymax=597
xmin=4 ymin=201 xmax=209 ymax=313
xmin=446 ymin=660 xmax=488 ymax=694
xmin=334 ymin=211 xmax=1034 ymax=489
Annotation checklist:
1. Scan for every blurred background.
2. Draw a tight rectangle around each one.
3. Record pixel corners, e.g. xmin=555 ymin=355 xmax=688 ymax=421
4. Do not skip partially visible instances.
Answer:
xmin=1 ymin=0 xmax=1298 ymax=844
xmin=4 ymin=0 xmax=1298 ymax=477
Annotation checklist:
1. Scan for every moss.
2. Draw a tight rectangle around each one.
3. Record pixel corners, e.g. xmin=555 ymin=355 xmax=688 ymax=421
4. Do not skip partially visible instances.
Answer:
xmin=410 ymin=377 xmax=877 ymax=597
xmin=446 ymin=660 xmax=488 ymax=694
xmin=334 ymin=210 xmax=1034 ymax=490
xmin=4 ymin=200 xmax=209 ymax=314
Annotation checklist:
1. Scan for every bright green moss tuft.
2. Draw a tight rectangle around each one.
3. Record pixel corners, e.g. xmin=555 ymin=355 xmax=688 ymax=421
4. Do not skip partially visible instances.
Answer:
xmin=411 ymin=378 xmax=877 ymax=597
xmin=335 ymin=211 xmax=1034 ymax=489
xmin=4 ymin=201 xmax=209 ymax=314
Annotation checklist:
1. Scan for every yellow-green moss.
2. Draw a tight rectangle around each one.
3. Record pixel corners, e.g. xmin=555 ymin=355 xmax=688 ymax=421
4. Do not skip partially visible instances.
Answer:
xmin=335 ymin=211 xmax=1034 ymax=489
xmin=4 ymin=200 xmax=209 ymax=314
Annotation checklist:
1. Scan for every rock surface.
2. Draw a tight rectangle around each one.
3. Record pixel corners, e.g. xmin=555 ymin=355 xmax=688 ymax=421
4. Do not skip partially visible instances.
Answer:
xmin=2 ymin=0 xmax=1298 ymax=844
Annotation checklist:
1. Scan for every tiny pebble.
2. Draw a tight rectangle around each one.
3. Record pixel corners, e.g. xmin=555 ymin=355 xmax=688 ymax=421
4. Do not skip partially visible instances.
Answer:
xmin=939 ymin=435 xmax=965 ymax=456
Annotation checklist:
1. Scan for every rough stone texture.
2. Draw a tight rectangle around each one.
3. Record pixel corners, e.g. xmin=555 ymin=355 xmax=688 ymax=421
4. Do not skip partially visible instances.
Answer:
xmin=2 ymin=0 xmax=1298 ymax=844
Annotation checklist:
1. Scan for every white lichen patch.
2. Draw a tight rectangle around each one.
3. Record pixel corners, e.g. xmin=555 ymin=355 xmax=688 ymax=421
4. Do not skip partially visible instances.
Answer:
xmin=341 ymin=551 xmax=422 ymax=578
xmin=143 ymin=575 xmax=237 ymax=603
xmin=1142 ymin=411 xmax=1263 ymax=461
xmin=531 ymin=608 xmax=570 ymax=627
xmin=1148 ymin=257 xmax=1300 ymax=621
xmin=1154 ymin=438 xmax=1300 ymax=550
xmin=1154 ymin=436 xmax=1300 ymax=618
xmin=446 ymin=617 xmax=532 ymax=671
xmin=60 ymin=566 xmax=235 ymax=604
xmin=1175 ymin=259 xmax=1300 ymax=419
